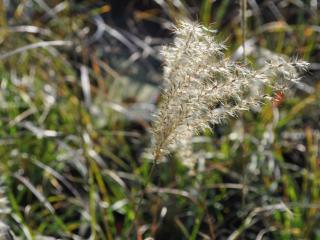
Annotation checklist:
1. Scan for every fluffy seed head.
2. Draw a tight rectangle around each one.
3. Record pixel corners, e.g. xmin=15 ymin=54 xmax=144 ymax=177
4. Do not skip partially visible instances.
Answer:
xmin=151 ymin=20 xmax=308 ymax=164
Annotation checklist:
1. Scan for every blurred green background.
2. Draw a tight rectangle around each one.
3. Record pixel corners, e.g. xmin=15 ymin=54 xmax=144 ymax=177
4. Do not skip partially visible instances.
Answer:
xmin=0 ymin=0 xmax=319 ymax=239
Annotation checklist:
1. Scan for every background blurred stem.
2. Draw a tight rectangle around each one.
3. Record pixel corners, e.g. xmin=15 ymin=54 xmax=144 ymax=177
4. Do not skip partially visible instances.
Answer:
xmin=241 ymin=0 xmax=247 ymax=63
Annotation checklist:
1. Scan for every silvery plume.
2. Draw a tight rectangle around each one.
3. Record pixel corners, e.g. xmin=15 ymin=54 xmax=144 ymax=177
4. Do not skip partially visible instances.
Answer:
xmin=151 ymin=20 xmax=308 ymax=164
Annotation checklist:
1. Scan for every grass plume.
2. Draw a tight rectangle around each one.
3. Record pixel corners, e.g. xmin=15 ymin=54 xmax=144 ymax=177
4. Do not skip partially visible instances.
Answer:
xmin=151 ymin=20 xmax=308 ymax=163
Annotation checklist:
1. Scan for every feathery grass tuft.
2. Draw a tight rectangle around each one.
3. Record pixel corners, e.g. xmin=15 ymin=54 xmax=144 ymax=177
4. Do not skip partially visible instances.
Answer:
xmin=151 ymin=20 xmax=308 ymax=164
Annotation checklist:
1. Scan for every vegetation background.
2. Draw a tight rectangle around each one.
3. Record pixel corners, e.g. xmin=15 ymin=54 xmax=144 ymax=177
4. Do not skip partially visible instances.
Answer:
xmin=0 ymin=0 xmax=319 ymax=239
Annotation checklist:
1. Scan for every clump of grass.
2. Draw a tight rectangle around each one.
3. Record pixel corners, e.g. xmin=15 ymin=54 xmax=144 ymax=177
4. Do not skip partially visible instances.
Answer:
xmin=151 ymin=20 xmax=308 ymax=164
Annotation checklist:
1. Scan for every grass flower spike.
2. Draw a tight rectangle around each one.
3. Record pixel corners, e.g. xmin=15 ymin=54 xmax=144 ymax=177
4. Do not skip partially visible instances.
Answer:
xmin=151 ymin=20 xmax=308 ymax=164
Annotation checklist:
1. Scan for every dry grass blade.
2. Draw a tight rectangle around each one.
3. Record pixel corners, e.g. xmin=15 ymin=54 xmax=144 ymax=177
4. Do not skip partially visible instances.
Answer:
xmin=92 ymin=16 xmax=137 ymax=52
xmin=13 ymin=174 xmax=55 ymax=214
xmin=0 ymin=40 xmax=72 ymax=60
xmin=0 ymin=186 xmax=12 ymax=240
xmin=32 ymin=160 xmax=81 ymax=199
xmin=3 ymin=25 xmax=52 ymax=35
xmin=80 ymin=65 xmax=92 ymax=109
xmin=227 ymin=203 xmax=292 ymax=240
xmin=0 ymin=222 xmax=14 ymax=240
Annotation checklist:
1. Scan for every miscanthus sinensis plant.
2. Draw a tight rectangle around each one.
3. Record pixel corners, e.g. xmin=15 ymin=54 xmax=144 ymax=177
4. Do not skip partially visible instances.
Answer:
xmin=151 ymin=20 xmax=308 ymax=165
